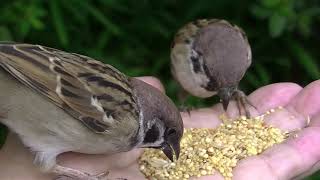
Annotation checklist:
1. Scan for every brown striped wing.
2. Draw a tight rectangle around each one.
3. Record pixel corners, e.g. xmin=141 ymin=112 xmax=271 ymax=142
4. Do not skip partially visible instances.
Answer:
xmin=0 ymin=43 xmax=139 ymax=133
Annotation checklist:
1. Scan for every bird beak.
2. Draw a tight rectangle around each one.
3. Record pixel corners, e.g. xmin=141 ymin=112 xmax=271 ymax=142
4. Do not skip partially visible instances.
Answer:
xmin=218 ymin=88 xmax=232 ymax=111
xmin=161 ymin=140 xmax=180 ymax=162
xmin=222 ymin=98 xmax=230 ymax=111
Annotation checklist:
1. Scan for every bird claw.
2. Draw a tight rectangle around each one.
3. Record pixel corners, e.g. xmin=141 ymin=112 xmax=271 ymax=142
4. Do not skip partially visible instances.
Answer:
xmin=178 ymin=105 xmax=193 ymax=116
xmin=233 ymin=90 xmax=256 ymax=118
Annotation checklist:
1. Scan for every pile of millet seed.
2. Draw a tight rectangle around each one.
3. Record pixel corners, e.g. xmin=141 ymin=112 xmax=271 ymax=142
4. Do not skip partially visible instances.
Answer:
xmin=139 ymin=107 xmax=289 ymax=180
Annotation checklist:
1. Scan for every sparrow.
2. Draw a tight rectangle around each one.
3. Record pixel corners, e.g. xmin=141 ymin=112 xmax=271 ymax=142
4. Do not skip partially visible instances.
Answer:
xmin=170 ymin=19 xmax=253 ymax=117
xmin=0 ymin=42 xmax=183 ymax=180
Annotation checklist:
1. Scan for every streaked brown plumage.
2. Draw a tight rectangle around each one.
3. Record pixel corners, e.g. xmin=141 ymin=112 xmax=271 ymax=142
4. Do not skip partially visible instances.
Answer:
xmin=171 ymin=19 xmax=252 ymax=116
xmin=0 ymin=42 xmax=183 ymax=180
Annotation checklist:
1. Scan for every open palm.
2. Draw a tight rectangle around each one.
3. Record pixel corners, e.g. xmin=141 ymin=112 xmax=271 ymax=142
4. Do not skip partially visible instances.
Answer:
xmin=1 ymin=77 xmax=320 ymax=180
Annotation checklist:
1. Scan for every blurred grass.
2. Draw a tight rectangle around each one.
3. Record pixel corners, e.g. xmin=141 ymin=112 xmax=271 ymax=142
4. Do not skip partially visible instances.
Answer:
xmin=0 ymin=0 xmax=319 ymax=179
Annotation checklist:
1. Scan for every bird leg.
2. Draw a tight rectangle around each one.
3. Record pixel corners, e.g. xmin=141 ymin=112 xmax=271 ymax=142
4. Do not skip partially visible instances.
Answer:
xmin=53 ymin=165 xmax=109 ymax=180
xmin=177 ymin=87 xmax=193 ymax=116
xmin=236 ymin=97 xmax=243 ymax=116
xmin=232 ymin=90 xmax=256 ymax=118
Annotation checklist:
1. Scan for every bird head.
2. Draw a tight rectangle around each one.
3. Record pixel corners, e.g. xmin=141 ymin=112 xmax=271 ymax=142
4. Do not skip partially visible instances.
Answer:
xmin=130 ymin=78 xmax=183 ymax=161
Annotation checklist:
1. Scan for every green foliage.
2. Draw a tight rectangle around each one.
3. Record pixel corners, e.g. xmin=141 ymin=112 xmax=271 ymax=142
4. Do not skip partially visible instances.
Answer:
xmin=0 ymin=0 xmax=319 ymax=178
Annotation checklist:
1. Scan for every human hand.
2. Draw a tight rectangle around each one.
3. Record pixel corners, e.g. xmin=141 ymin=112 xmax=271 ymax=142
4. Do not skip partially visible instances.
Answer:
xmin=182 ymin=80 xmax=320 ymax=180
xmin=1 ymin=78 xmax=320 ymax=180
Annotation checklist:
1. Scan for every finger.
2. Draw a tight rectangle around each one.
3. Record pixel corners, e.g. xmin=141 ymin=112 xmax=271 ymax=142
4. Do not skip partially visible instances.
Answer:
xmin=135 ymin=76 xmax=165 ymax=92
xmin=262 ymin=107 xmax=306 ymax=131
xmin=292 ymin=160 xmax=320 ymax=180
xmin=108 ymin=163 xmax=146 ymax=180
xmin=193 ymin=173 xmax=225 ymax=180
xmin=233 ymin=82 xmax=320 ymax=179
xmin=286 ymin=113 xmax=320 ymax=179
xmin=288 ymin=80 xmax=320 ymax=119
xmin=248 ymin=83 xmax=302 ymax=114
xmin=233 ymin=124 xmax=320 ymax=180
xmin=212 ymin=83 xmax=302 ymax=119
xmin=265 ymin=80 xmax=320 ymax=131
xmin=57 ymin=149 xmax=143 ymax=174
xmin=183 ymin=83 xmax=302 ymax=128
xmin=246 ymin=82 xmax=304 ymax=131
xmin=181 ymin=108 xmax=222 ymax=128
xmin=233 ymin=156 xmax=280 ymax=180
xmin=309 ymin=112 xmax=320 ymax=127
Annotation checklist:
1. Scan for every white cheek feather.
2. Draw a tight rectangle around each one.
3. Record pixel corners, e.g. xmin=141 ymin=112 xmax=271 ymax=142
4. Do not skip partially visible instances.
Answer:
xmin=139 ymin=119 xmax=166 ymax=148
xmin=134 ymin=99 xmax=165 ymax=148
xmin=136 ymin=103 xmax=145 ymax=145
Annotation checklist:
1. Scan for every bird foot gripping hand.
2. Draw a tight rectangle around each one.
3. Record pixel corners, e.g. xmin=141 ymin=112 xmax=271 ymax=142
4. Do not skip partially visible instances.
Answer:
xmin=232 ymin=89 xmax=257 ymax=118
xmin=218 ymin=87 xmax=257 ymax=118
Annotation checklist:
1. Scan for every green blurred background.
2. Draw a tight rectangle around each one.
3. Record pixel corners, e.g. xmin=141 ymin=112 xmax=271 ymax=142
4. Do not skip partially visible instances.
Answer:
xmin=0 ymin=0 xmax=319 ymax=179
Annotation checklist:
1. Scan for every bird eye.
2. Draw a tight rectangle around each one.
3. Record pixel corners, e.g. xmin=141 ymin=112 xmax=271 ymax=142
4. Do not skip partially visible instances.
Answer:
xmin=167 ymin=128 xmax=177 ymax=136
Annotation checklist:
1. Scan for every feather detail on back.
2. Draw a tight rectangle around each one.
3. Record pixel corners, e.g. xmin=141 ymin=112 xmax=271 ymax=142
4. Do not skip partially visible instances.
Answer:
xmin=0 ymin=43 xmax=139 ymax=133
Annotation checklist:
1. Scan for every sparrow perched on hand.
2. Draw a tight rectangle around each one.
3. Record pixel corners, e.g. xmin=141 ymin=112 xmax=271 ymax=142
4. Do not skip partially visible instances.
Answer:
xmin=170 ymin=19 xmax=253 ymax=117
xmin=0 ymin=43 xmax=183 ymax=180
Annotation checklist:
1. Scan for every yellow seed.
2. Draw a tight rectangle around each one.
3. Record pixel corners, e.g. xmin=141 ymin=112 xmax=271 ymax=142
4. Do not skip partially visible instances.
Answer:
xmin=227 ymin=172 xmax=233 ymax=177
xmin=208 ymin=147 xmax=214 ymax=153
xmin=139 ymin=111 xmax=288 ymax=179
xmin=247 ymin=146 xmax=258 ymax=155
xmin=240 ymin=116 xmax=246 ymax=120
xmin=206 ymin=165 xmax=213 ymax=171
xmin=201 ymin=170 xmax=207 ymax=175
xmin=205 ymin=137 xmax=212 ymax=143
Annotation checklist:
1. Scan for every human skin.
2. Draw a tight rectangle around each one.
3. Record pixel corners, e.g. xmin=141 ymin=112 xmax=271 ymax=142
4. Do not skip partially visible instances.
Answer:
xmin=1 ymin=77 xmax=320 ymax=180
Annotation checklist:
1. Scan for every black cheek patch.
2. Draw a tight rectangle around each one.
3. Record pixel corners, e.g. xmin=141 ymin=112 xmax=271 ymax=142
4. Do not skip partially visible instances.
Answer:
xmin=143 ymin=125 xmax=159 ymax=144
xmin=190 ymin=55 xmax=201 ymax=73
xmin=202 ymin=64 xmax=219 ymax=91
